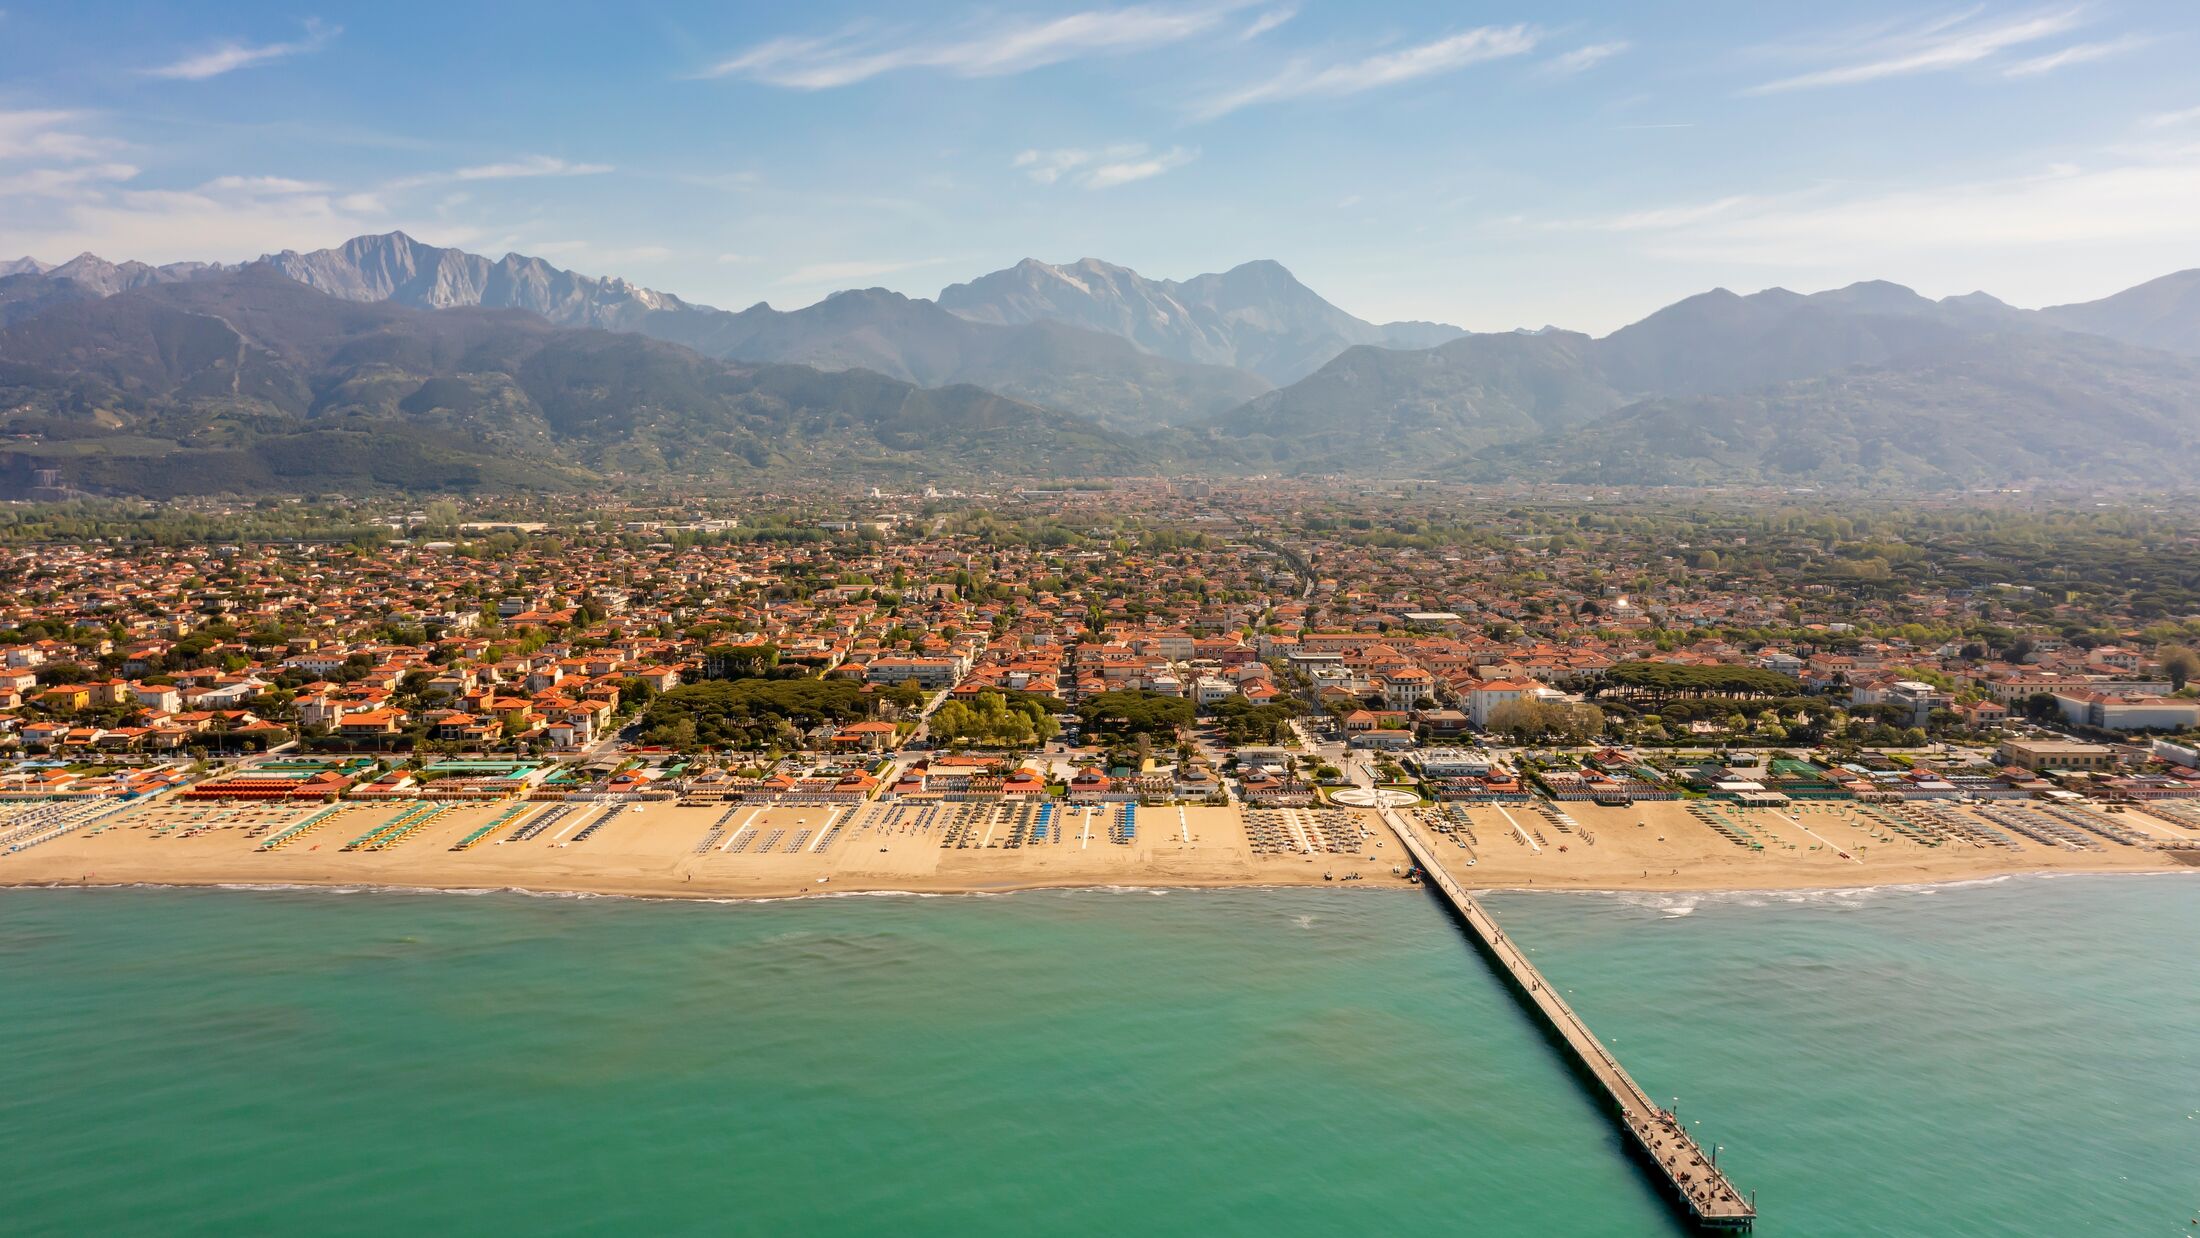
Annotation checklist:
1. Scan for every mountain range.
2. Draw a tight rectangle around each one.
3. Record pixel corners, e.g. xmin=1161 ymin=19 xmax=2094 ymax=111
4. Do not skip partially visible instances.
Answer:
xmin=2 ymin=231 xmax=2199 ymax=495
xmin=937 ymin=256 xmax=1462 ymax=384
xmin=245 ymin=234 xmax=1276 ymax=433
xmin=0 ymin=267 xmax=1144 ymax=497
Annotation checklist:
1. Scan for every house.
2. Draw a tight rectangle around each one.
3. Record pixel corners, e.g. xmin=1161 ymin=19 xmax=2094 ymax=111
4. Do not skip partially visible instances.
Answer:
xmin=1380 ymin=667 xmax=1436 ymax=712
xmin=336 ymin=709 xmax=409 ymax=741
xmin=2054 ymin=691 xmax=2200 ymax=733
xmin=1956 ymin=699 xmax=2008 ymax=728
xmin=830 ymin=720 xmax=899 ymax=753
xmin=864 ymin=656 xmax=962 ymax=689
xmin=1464 ymin=678 xmax=1543 ymax=728
xmin=1996 ymin=739 xmax=2114 ymax=771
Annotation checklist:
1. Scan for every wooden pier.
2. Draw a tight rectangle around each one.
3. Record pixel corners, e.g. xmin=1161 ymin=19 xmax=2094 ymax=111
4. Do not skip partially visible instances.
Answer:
xmin=1384 ymin=806 xmax=1757 ymax=1232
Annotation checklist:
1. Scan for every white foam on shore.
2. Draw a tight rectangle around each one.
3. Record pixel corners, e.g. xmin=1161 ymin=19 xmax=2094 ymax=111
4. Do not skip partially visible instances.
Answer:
xmin=7 ymin=868 xmax=2188 ymax=910
xmin=1471 ymin=868 xmax=2198 ymax=915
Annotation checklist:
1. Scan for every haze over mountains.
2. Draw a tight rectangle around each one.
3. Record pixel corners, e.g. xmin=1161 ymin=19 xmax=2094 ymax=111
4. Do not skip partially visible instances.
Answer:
xmin=0 ymin=266 xmax=1141 ymax=497
xmin=938 ymin=256 xmax=1464 ymax=384
xmin=3 ymin=230 xmax=2199 ymax=496
xmin=252 ymin=233 xmax=1270 ymax=433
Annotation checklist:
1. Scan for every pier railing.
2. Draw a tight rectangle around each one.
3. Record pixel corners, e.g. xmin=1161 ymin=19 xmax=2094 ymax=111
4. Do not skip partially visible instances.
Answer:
xmin=1381 ymin=805 xmax=1757 ymax=1232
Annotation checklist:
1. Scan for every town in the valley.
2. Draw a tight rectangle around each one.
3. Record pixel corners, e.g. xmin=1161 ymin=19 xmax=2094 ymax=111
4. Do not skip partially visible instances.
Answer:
xmin=3 ymin=481 xmax=2198 ymax=897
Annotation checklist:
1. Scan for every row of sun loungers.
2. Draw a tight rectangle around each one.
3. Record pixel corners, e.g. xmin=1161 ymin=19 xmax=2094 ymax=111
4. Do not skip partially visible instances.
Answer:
xmin=2031 ymin=803 xmax=2154 ymax=848
xmin=2133 ymin=801 xmax=2200 ymax=831
xmin=342 ymin=803 xmax=447 ymax=852
xmin=453 ymin=803 xmax=537 ymax=852
xmin=941 ymin=803 xmax=992 ymax=848
xmin=1686 ymin=803 xmax=1764 ymax=851
xmin=1533 ymin=803 xmax=1578 ymax=835
xmin=1839 ymin=803 xmax=1944 ymax=847
xmin=1299 ymin=808 xmax=1365 ymax=853
xmin=1971 ymin=804 xmax=2104 ymax=852
xmin=1900 ymin=802 xmax=2021 ymax=850
xmin=507 ymin=802 xmax=579 ymax=843
xmin=258 ymin=805 xmax=343 ymax=851
xmin=1244 ymin=808 xmax=1303 ymax=854
xmin=1109 ymin=804 xmax=1137 ymax=844
xmin=0 ymin=796 xmax=135 ymax=853
xmin=1412 ymin=806 xmax=1479 ymax=850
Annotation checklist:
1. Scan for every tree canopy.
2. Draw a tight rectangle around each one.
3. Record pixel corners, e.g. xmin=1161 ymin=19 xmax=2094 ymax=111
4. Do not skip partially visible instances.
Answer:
xmin=1078 ymin=690 xmax=1195 ymax=739
xmin=637 ymin=677 xmax=869 ymax=750
xmin=928 ymin=691 xmax=1061 ymax=747
xmin=1597 ymin=662 xmax=1802 ymax=700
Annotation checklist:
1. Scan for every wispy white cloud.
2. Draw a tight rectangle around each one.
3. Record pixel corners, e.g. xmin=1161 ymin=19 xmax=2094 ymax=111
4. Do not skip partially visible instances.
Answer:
xmin=1014 ymin=142 xmax=1196 ymax=188
xmin=703 ymin=2 xmax=1253 ymax=88
xmin=1543 ymin=40 xmax=1630 ymax=75
xmin=1747 ymin=7 xmax=2086 ymax=94
xmin=0 ymin=103 xmax=475 ymax=263
xmin=678 ymin=170 xmax=764 ymax=191
xmin=1558 ymin=194 xmax=1770 ymax=233
xmin=1085 ymin=146 xmax=1197 ymax=188
xmin=385 ymin=156 xmax=614 ymax=191
xmin=2145 ymin=104 xmax=2200 ymax=128
xmin=2002 ymin=34 xmax=2148 ymax=76
xmin=1547 ymin=147 xmax=2200 ymax=268
xmin=0 ymin=172 xmax=421 ymax=265
xmin=1241 ymin=7 xmax=1295 ymax=40
xmin=1196 ymin=25 xmax=1539 ymax=118
xmin=1014 ymin=146 xmax=1102 ymax=185
xmin=776 ymin=257 xmax=946 ymax=285
xmin=147 ymin=19 xmax=339 ymax=80
xmin=198 ymin=174 xmax=330 ymax=194
xmin=453 ymin=156 xmax=614 ymax=181
xmin=0 ymin=162 xmax=139 ymax=200
xmin=0 ymin=109 xmax=119 ymax=162
xmin=523 ymin=240 xmax=675 ymax=265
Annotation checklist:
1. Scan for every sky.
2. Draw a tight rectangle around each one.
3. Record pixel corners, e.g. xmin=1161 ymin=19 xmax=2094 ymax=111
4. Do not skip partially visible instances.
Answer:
xmin=3 ymin=1 xmax=2199 ymax=333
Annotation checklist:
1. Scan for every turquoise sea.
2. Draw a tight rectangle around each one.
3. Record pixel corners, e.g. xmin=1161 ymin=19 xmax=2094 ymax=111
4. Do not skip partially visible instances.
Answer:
xmin=2 ymin=876 xmax=2195 ymax=1236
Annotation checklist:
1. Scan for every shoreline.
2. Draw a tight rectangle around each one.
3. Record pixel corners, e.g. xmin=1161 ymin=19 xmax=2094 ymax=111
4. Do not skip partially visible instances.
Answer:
xmin=5 ymin=860 xmax=2191 ymax=907
xmin=5 ymin=796 xmax=2190 ymax=908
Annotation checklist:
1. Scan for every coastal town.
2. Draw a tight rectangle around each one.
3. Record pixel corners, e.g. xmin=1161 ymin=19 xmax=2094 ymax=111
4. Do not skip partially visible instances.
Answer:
xmin=2 ymin=482 xmax=2198 ymax=897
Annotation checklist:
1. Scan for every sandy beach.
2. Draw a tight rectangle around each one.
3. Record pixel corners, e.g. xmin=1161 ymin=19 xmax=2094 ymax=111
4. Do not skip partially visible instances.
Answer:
xmin=2 ymin=794 xmax=2191 ymax=901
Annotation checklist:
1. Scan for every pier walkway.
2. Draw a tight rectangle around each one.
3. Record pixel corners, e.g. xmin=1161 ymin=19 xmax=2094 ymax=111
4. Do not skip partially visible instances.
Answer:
xmin=1383 ymin=805 xmax=1757 ymax=1231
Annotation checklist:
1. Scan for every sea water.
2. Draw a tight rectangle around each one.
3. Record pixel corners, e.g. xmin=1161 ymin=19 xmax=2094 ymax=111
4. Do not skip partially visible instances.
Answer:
xmin=1 ymin=876 xmax=2193 ymax=1235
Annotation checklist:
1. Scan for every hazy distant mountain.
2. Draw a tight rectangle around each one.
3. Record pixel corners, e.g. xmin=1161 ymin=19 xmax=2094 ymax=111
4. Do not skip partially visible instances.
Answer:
xmin=0 ymin=268 xmax=1147 ymax=497
xmin=641 ymin=286 xmax=1268 ymax=433
xmin=1470 ymin=331 xmax=2200 ymax=488
xmin=1 ymin=253 xmax=232 ymax=328
xmin=9 ymin=232 xmax=2200 ymax=491
xmin=40 ymin=253 xmax=227 ymax=296
xmin=261 ymin=232 xmax=688 ymax=332
xmin=1199 ymin=277 xmax=2200 ymax=483
xmin=937 ymin=256 xmax=1465 ymax=384
xmin=256 ymin=233 xmax=1262 ymax=430
xmin=1192 ymin=331 xmax=1623 ymax=470
xmin=2040 ymin=270 xmax=2200 ymax=357
xmin=1591 ymin=281 xmax=2014 ymax=396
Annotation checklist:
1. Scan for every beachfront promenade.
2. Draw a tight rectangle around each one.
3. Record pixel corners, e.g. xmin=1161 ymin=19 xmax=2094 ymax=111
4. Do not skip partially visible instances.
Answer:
xmin=1384 ymin=805 xmax=1757 ymax=1232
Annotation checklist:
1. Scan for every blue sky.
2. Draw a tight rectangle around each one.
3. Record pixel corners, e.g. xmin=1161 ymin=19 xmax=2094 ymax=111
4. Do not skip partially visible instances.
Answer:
xmin=3 ymin=1 xmax=2198 ymax=332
